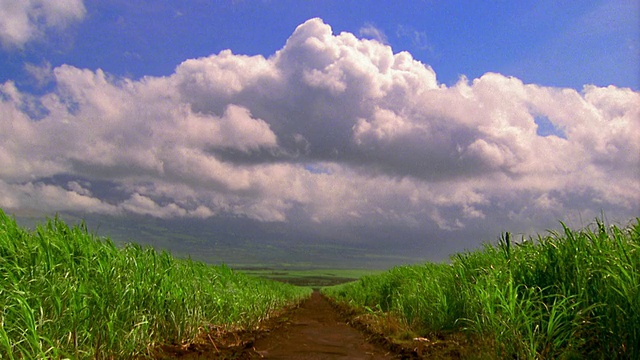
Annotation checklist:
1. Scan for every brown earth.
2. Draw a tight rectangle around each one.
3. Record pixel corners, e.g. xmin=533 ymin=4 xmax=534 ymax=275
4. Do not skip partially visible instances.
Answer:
xmin=248 ymin=291 xmax=399 ymax=359
xmin=154 ymin=291 xmax=481 ymax=359
xmin=154 ymin=291 xmax=414 ymax=359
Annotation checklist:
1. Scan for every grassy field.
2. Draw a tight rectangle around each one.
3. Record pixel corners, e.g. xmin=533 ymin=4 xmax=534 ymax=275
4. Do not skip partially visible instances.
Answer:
xmin=5 ymin=206 xmax=638 ymax=359
xmin=237 ymin=267 xmax=384 ymax=288
xmin=0 ymin=209 xmax=311 ymax=359
xmin=323 ymin=219 xmax=640 ymax=359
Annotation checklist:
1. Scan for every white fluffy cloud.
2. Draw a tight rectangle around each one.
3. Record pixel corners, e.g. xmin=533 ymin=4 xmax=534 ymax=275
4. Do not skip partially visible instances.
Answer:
xmin=0 ymin=0 xmax=85 ymax=48
xmin=0 ymin=18 xmax=638 ymax=240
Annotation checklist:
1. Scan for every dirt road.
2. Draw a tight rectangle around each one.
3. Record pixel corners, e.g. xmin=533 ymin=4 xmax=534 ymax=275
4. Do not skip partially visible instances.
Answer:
xmin=156 ymin=291 xmax=405 ymax=359
xmin=248 ymin=291 xmax=397 ymax=359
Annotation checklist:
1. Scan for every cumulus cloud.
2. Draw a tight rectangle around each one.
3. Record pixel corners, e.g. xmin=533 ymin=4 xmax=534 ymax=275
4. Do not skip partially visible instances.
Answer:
xmin=0 ymin=0 xmax=85 ymax=48
xmin=24 ymin=61 xmax=54 ymax=87
xmin=0 ymin=18 xmax=638 ymax=241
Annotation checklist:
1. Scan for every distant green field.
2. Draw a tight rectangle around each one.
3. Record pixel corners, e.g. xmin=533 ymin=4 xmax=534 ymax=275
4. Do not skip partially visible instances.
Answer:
xmin=237 ymin=267 xmax=383 ymax=288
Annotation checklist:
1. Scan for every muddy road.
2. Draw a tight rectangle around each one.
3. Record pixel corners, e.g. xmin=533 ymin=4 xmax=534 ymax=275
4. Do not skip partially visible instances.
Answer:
xmin=249 ymin=291 xmax=397 ymax=359
xmin=157 ymin=291 xmax=404 ymax=359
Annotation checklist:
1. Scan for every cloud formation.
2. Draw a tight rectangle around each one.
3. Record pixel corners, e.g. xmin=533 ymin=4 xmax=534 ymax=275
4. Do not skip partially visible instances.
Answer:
xmin=0 ymin=0 xmax=85 ymax=48
xmin=359 ymin=23 xmax=388 ymax=44
xmin=1 ymin=18 xmax=638 ymax=241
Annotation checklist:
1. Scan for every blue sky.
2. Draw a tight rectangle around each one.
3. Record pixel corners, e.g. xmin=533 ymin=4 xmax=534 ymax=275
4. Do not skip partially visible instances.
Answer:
xmin=0 ymin=1 xmax=638 ymax=265
xmin=3 ymin=1 xmax=638 ymax=90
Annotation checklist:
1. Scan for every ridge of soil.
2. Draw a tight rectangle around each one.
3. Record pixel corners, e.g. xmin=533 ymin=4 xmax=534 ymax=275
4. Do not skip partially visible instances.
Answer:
xmin=329 ymin=300 xmax=477 ymax=359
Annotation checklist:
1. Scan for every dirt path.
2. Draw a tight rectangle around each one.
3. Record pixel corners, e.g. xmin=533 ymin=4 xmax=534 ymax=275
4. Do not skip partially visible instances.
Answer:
xmin=156 ymin=291 xmax=404 ymax=359
xmin=247 ymin=291 xmax=398 ymax=359
xmin=157 ymin=291 xmax=476 ymax=359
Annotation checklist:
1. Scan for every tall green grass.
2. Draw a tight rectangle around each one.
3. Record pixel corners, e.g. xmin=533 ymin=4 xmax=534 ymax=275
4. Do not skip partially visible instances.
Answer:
xmin=324 ymin=219 xmax=640 ymax=359
xmin=0 ymin=209 xmax=310 ymax=359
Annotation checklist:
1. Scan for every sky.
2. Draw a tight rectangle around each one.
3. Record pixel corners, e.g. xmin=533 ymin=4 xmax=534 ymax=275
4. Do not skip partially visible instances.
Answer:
xmin=0 ymin=0 xmax=639 ymax=265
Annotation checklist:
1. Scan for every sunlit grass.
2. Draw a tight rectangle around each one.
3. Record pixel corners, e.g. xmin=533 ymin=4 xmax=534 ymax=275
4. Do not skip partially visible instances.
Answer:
xmin=323 ymin=218 xmax=640 ymax=359
xmin=0 ymin=209 xmax=311 ymax=359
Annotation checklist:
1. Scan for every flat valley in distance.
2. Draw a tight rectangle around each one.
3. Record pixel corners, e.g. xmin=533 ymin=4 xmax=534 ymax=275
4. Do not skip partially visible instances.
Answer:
xmin=13 ymin=212 xmax=427 ymax=277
